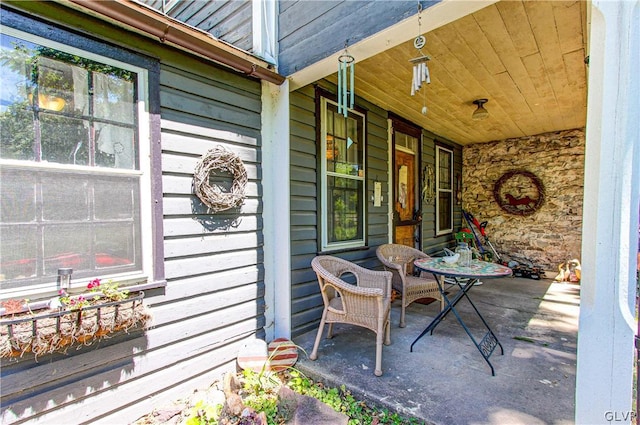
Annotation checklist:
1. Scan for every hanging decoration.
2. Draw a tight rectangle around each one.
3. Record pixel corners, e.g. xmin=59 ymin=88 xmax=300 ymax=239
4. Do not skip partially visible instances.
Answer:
xmin=337 ymin=43 xmax=355 ymax=118
xmin=422 ymin=164 xmax=435 ymax=204
xmin=410 ymin=3 xmax=430 ymax=115
xmin=493 ymin=169 xmax=545 ymax=216
xmin=193 ymin=145 xmax=248 ymax=213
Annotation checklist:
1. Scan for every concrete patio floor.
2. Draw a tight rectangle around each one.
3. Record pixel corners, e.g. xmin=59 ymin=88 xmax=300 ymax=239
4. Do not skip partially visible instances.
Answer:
xmin=292 ymin=276 xmax=580 ymax=425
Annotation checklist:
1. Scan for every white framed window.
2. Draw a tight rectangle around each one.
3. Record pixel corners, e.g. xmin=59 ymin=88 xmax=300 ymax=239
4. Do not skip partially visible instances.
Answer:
xmin=320 ymin=97 xmax=365 ymax=251
xmin=0 ymin=27 xmax=154 ymax=299
xmin=435 ymin=145 xmax=453 ymax=235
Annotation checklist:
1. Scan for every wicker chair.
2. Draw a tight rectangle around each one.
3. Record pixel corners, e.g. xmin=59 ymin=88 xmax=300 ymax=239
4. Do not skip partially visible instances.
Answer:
xmin=309 ymin=255 xmax=392 ymax=376
xmin=376 ymin=244 xmax=444 ymax=328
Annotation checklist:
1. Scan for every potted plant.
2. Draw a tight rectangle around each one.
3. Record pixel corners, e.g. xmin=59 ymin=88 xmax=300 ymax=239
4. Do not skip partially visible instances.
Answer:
xmin=0 ymin=279 xmax=151 ymax=359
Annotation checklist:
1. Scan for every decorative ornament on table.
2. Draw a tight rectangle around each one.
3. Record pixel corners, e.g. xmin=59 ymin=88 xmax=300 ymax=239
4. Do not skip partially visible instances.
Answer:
xmin=410 ymin=3 xmax=430 ymax=115
xmin=337 ymin=42 xmax=355 ymax=118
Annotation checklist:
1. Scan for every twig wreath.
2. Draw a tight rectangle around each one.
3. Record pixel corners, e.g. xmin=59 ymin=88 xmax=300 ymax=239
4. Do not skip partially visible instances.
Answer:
xmin=193 ymin=145 xmax=248 ymax=212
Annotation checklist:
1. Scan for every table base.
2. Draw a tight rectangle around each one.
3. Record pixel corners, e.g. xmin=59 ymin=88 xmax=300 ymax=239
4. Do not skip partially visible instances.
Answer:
xmin=410 ymin=276 xmax=504 ymax=376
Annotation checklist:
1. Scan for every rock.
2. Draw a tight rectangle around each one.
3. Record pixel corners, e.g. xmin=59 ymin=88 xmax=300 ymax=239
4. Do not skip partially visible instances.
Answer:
xmin=277 ymin=386 xmax=299 ymax=421
xmin=151 ymin=407 xmax=181 ymax=423
xmin=223 ymin=371 xmax=242 ymax=396
xmin=223 ymin=393 xmax=245 ymax=417
xmin=278 ymin=386 xmax=349 ymax=425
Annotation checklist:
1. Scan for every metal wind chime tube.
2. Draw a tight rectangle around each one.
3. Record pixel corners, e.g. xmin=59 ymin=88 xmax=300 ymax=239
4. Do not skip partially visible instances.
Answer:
xmin=410 ymin=3 xmax=431 ymax=115
xmin=410 ymin=56 xmax=430 ymax=96
xmin=338 ymin=49 xmax=355 ymax=117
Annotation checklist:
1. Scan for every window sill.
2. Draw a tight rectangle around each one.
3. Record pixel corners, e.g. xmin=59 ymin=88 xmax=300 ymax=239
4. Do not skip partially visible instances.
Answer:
xmin=317 ymin=245 xmax=370 ymax=255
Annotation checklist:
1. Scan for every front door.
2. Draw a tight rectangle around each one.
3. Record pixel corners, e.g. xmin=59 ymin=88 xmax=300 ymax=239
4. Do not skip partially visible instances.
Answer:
xmin=392 ymin=118 xmax=421 ymax=248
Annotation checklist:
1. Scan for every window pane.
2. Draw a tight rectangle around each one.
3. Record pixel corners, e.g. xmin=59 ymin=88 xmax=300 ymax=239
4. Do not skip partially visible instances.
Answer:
xmin=41 ymin=175 xmax=90 ymax=221
xmin=0 ymin=34 xmax=35 ymax=160
xmin=95 ymin=224 xmax=136 ymax=269
xmin=37 ymin=56 xmax=74 ymax=113
xmin=0 ymin=225 xmax=37 ymax=280
xmin=0 ymin=34 xmax=32 ymax=108
xmin=94 ymin=72 xmax=134 ymax=124
xmin=94 ymin=177 xmax=136 ymax=219
xmin=327 ymin=176 xmax=363 ymax=243
xmin=0 ymin=106 xmax=35 ymax=160
xmin=95 ymin=122 xmax=135 ymax=169
xmin=40 ymin=114 xmax=89 ymax=165
xmin=439 ymin=150 xmax=451 ymax=190
xmin=43 ymin=224 xmax=92 ymax=274
xmin=0 ymin=168 xmax=36 ymax=222
xmin=325 ymin=103 xmax=363 ymax=177
xmin=438 ymin=192 xmax=452 ymax=233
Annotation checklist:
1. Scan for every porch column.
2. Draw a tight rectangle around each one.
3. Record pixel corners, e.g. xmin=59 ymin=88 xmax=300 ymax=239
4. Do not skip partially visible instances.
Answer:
xmin=575 ymin=1 xmax=639 ymax=423
xmin=262 ymin=79 xmax=292 ymax=341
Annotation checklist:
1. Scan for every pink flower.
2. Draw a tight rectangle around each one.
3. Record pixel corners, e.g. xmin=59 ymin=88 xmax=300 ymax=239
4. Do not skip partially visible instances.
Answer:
xmin=87 ymin=279 xmax=101 ymax=290
xmin=59 ymin=289 xmax=67 ymax=296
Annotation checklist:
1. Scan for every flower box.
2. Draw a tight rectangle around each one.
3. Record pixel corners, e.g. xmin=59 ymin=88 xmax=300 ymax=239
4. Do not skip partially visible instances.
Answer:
xmin=0 ymin=291 xmax=151 ymax=359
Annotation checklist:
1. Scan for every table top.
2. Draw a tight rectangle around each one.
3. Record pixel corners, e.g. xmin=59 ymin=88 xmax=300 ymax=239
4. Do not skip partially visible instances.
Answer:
xmin=414 ymin=257 xmax=513 ymax=279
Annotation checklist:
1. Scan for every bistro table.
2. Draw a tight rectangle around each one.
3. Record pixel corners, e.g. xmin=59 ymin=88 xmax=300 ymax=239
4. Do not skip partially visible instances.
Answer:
xmin=411 ymin=257 xmax=512 ymax=375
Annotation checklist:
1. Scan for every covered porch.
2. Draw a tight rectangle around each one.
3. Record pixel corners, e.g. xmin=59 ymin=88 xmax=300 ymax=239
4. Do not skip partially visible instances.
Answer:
xmin=271 ymin=1 xmax=637 ymax=421
xmin=293 ymin=275 xmax=579 ymax=424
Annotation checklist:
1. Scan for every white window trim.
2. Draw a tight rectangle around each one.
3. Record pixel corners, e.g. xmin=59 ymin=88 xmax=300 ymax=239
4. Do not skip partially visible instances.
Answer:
xmin=0 ymin=27 xmax=153 ymax=299
xmin=320 ymin=97 xmax=366 ymax=251
xmin=435 ymin=145 xmax=453 ymax=236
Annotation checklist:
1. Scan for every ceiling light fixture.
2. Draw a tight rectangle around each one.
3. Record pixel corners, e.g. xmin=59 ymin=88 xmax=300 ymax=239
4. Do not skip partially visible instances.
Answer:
xmin=472 ymin=98 xmax=489 ymax=120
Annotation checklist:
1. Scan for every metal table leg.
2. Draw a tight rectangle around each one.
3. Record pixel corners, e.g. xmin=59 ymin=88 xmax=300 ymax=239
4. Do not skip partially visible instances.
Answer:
xmin=410 ymin=276 xmax=504 ymax=375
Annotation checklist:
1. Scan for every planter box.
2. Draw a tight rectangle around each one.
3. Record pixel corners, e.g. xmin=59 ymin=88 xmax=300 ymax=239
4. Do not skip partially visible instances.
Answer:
xmin=0 ymin=292 xmax=151 ymax=358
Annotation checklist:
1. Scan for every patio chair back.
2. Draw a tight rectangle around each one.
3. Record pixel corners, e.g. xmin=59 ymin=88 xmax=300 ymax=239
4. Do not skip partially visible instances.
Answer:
xmin=309 ymin=255 xmax=392 ymax=376
xmin=376 ymin=244 xmax=444 ymax=328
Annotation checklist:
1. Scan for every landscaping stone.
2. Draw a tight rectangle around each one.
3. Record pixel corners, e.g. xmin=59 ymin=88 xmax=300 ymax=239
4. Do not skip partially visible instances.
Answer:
xmin=278 ymin=386 xmax=349 ymax=425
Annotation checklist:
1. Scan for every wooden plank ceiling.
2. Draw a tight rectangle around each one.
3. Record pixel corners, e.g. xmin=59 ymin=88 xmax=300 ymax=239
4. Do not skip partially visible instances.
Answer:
xmin=327 ymin=1 xmax=588 ymax=145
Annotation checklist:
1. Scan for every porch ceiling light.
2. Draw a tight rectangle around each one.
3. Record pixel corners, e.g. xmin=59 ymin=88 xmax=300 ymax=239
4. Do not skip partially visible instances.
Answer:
xmin=472 ymin=99 xmax=489 ymax=120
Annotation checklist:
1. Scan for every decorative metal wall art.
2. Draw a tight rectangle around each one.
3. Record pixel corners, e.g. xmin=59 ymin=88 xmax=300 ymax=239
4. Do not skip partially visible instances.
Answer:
xmin=493 ymin=170 xmax=545 ymax=216
xmin=337 ymin=44 xmax=355 ymax=117
xmin=422 ymin=164 xmax=435 ymax=204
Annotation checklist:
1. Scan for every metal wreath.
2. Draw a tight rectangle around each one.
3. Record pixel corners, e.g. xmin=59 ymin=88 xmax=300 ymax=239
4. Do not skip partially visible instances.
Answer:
xmin=493 ymin=169 xmax=545 ymax=216
xmin=193 ymin=145 xmax=247 ymax=212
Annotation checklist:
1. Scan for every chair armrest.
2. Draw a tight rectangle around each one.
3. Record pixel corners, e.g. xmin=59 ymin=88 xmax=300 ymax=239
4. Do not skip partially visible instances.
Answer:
xmin=378 ymin=254 xmax=408 ymax=274
xmin=322 ymin=272 xmax=386 ymax=298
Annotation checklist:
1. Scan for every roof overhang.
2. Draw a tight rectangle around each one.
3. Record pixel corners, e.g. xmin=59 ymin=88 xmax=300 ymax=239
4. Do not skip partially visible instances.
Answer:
xmin=57 ymin=0 xmax=285 ymax=85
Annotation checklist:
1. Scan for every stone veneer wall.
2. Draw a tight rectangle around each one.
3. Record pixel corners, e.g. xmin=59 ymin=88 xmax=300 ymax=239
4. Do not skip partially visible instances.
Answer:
xmin=462 ymin=128 xmax=585 ymax=271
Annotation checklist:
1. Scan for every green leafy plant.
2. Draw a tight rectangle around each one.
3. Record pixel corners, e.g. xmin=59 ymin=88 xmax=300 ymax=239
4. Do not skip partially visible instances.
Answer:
xmin=87 ymin=278 xmax=129 ymax=302
xmin=184 ymin=400 xmax=222 ymax=425
xmin=53 ymin=278 xmax=129 ymax=311
xmin=56 ymin=290 xmax=91 ymax=311
xmin=286 ymin=369 xmax=423 ymax=424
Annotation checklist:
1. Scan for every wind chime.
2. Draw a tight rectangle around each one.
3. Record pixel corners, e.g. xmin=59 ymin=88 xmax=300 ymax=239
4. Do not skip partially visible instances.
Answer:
xmin=410 ymin=4 xmax=430 ymax=115
xmin=337 ymin=43 xmax=355 ymax=118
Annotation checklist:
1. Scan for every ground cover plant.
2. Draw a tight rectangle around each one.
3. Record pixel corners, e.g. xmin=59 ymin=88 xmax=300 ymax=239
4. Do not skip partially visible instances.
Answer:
xmin=133 ymin=368 xmax=425 ymax=425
